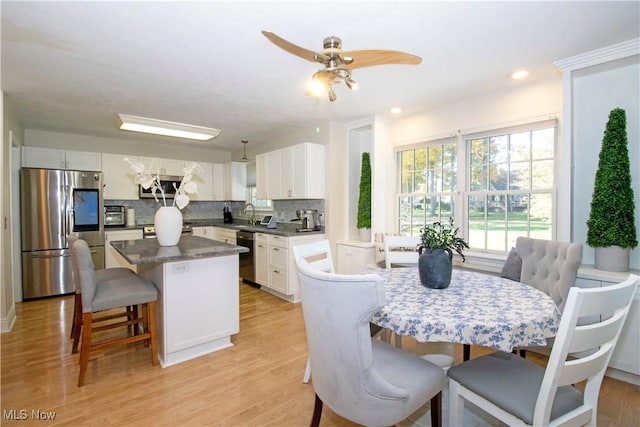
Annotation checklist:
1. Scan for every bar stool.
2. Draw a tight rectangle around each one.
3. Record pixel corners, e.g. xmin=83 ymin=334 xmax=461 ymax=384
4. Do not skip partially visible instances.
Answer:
xmin=70 ymin=238 xmax=159 ymax=386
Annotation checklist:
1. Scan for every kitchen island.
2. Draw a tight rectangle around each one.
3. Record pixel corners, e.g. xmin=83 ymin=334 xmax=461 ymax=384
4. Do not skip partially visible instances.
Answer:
xmin=110 ymin=235 xmax=248 ymax=367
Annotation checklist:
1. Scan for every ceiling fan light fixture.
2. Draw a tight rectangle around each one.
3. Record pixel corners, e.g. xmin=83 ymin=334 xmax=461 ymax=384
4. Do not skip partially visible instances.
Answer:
xmin=345 ymin=77 xmax=359 ymax=90
xmin=327 ymin=86 xmax=337 ymax=102
xmin=116 ymin=114 xmax=220 ymax=141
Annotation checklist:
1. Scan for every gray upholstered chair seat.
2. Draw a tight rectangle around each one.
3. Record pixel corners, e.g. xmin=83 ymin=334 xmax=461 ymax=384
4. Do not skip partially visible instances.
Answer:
xmin=94 ymin=267 xmax=136 ymax=283
xmin=448 ymin=352 xmax=582 ymax=425
xmin=92 ymin=276 xmax=158 ymax=312
xmin=371 ymin=339 xmax=445 ymax=409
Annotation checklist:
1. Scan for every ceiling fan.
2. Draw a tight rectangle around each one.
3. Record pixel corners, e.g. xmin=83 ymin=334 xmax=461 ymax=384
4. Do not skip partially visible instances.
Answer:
xmin=261 ymin=31 xmax=422 ymax=102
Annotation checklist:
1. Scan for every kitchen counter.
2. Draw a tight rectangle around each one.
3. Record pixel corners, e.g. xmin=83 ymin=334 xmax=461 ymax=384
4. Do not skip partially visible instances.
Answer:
xmin=109 ymin=235 xmax=246 ymax=368
xmin=186 ymin=219 xmax=325 ymax=237
xmin=110 ymin=235 xmax=248 ymax=264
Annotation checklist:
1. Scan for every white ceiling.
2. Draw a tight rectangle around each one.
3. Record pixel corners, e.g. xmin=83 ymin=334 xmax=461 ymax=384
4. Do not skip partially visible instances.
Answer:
xmin=2 ymin=1 xmax=639 ymax=154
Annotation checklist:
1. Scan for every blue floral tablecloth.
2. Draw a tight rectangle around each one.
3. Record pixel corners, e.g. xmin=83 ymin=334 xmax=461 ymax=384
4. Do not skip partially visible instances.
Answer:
xmin=369 ymin=268 xmax=561 ymax=352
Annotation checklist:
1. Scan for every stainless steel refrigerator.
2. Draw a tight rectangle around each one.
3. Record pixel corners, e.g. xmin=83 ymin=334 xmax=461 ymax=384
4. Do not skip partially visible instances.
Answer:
xmin=21 ymin=168 xmax=105 ymax=299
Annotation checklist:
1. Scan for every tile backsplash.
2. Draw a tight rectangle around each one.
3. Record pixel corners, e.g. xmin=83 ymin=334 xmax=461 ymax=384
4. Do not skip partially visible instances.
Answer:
xmin=105 ymin=198 xmax=325 ymax=226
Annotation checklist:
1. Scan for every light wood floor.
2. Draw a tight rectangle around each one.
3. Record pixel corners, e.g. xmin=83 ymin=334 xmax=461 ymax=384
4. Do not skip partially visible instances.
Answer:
xmin=2 ymin=282 xmax=638 ymax=426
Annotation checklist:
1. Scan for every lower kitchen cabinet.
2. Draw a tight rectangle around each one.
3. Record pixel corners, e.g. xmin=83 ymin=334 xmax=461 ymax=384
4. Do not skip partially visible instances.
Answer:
xmin=576 ymin=266 xmax=640 ymax=385
xmin=336 ymin=240 xmax=376 ymax=274
xmin=254 ymin=232 xmax=325 ymax=302
xmin=105 ymin=229 xmax=143 ymax=271
xmin=212 ymin=227 xmax=236 ymax=245
xmin=192 ymin=226 xmax=215 ymax=240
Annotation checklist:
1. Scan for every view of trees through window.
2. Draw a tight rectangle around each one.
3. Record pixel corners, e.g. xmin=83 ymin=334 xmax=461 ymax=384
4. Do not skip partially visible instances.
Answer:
xmin=397 ymin=124 xmax=555 ymax=253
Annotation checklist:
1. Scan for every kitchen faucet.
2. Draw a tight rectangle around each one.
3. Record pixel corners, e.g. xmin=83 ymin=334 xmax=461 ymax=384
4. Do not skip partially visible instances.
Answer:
xmin=244 ymin=203 xmax=256 ymax=225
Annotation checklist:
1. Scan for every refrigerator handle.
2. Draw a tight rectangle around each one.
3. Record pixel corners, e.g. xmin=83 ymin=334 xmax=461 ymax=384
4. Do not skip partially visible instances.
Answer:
xmin=31 ymin=253 xmax=71 ymax=259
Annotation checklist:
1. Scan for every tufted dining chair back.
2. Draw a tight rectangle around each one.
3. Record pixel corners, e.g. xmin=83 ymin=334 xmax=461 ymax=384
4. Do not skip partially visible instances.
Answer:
xmin=515 ymin=237 xmax=583 ymax=313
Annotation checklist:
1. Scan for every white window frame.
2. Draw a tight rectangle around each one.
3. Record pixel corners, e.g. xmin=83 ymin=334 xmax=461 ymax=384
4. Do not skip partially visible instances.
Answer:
xmin=396 ymin=118 xmax=557 ymax=255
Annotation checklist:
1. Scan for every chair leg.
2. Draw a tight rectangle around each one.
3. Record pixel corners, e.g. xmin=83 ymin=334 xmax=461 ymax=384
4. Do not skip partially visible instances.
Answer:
xmin=394 ymin=332 xmax=402 ymax=348
xmin=71 ymin=294 xmax=83 ymax=354
xmin=78 ymin=312 xmax=93 ymax=386
xmin=302 ymin=356 xmax=312 ymax=383
xmin=310 ymin=393 xmax=323 ymax=427
xmin=448 ymin=380 xmax=464 ymax=427
xmin=463 ymin=344 xmax=470 ymax=361
xmin=430 ymin=391 xmax=442 ymax=427
xmin=147 ymin=301 xmax=159 ymax=366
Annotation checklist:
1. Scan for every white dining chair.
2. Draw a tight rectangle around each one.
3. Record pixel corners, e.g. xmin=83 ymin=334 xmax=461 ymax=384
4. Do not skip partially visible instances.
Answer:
xmin=295 ymin=259 xmax=446 ymax=427
xmin=448 ymin=274 xmax=639 ymax=426
xmin=292 ymin=240 xmax=335 ymax=384
xmin=384 ymin=235 xmax=421 ymax=269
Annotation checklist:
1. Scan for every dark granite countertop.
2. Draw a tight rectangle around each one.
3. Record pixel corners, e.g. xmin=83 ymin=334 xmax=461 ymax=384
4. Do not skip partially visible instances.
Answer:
xmin=185 ymin=219 xmax=325 ymax=237
xmin=110 ymin=235 xmax=248 ymax=265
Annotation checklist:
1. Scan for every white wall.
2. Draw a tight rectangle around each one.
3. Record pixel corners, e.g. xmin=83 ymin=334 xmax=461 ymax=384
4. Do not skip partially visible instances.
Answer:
xmin=389 ymin=76 xmax=562 ymax=145
xmin=572 ymin=56 xmax=640 ymax=269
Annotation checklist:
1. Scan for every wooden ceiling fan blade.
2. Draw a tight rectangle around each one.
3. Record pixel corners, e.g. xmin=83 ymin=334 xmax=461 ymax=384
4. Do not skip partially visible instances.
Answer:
xmin=261 ymin=31 xmax=328 ymax=63
xmin=343 ymin=50 xmax=422 ymax=69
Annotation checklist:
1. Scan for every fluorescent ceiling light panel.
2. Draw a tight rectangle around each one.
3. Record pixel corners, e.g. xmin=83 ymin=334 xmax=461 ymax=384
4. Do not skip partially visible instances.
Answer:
xmin=117 ymin=114 xmax=220 ymax=141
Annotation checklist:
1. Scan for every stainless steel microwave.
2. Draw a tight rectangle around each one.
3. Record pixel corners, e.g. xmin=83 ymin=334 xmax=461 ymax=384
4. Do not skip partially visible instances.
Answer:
xmin=139 ymin=175 xmax=182 ymax=199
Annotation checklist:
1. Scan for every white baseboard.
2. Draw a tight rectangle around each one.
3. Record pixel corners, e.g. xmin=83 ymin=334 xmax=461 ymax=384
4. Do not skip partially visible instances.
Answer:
xmin=1 ymin=304 xmax=16 ymax=333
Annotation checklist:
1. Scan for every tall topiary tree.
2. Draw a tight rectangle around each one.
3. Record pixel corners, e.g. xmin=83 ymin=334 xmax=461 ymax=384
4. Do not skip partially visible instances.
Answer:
xmin=357 ymin=152 xmax=372 ymax=229
xmin=586 ymin=108 xmax=637 ymax=249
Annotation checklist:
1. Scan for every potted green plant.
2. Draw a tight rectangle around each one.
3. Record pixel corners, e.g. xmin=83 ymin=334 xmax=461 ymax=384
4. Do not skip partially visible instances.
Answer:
xmin=357 ymin=152 xmax=372 ymax=242
xmin=418 ymin=218 xmax=469 ymax=289
xmin=586 ymin=108 xmax=637 ymax=272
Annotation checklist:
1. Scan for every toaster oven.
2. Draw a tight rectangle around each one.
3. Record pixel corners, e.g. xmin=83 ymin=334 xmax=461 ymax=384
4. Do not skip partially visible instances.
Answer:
xmin=104 ymin=205 xmax=126 ymax=227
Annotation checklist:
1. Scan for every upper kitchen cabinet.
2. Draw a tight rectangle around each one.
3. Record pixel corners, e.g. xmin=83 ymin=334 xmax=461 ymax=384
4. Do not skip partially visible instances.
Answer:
xmin=256 ymin=143 xmax=325 ymax=200
xmin=138 ymin=157 xmax=185 ymax=176
xmin=102 ymin=153 xmax=139 ymax=200
xmin=225 ymin=161 xmax=247 ymax=201
xmin=191 ymin=162 xmax=214 ymax=201
xmin=22 ymin=146 xmax=102 ymax=171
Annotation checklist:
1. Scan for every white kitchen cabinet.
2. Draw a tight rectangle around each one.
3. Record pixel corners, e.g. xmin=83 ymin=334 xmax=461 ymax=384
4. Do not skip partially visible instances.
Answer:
xmin=102 ymin=153 xmax=139 ymax=200
xmin=224 ymin=161 xmax=247 ymax=201
xmin=192 ymin=226 xmax=215 ymax=240
xmin=139 ymin=157 xmax=185 ymax=176
xmin=212 ymin=227 xmax=236 ymax=245
xmin=22 ymin=146 xmax=101 ymax=171
xmin=576 ymin=266 xmax=640 ymax=384
xmin=255 ymin=232 xmax=326 ymax=302
xmin=105 ymin=229 xmax=143 ymax=271
xmin=191 ymin=162 xmax=214 ymax=201
xmin=212 ymin=163 xmax=225 ymax=200
xmin=255 ymin=153 xmax=268 ymax=200
xmin=255 ymin=233 xmax=269 ymax=285
xmin=336 ymin=241 xmax=376 ymax=274
xmin=282 ymin=143 xmax=326 ymax=199
xmin=255 ymin=143 xmax=325 ymax=200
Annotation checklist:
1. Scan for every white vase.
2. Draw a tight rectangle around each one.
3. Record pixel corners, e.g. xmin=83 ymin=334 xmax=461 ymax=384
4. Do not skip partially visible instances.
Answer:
xmin=154 ymin=206 xmax=183 ymax=246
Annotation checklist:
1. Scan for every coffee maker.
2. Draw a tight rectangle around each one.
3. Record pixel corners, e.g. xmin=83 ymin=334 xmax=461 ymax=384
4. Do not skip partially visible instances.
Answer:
xmin=296 ymin=209 xmax=318 ymax=231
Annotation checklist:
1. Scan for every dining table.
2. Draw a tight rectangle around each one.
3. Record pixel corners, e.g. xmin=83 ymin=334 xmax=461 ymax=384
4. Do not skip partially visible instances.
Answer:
xmin=369 ymin=267 xmax=561 ymax=359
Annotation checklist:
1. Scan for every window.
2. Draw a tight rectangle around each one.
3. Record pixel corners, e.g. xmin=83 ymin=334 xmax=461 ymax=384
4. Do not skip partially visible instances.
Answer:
xmin=246 ymin=186 xmax=273 ymax=211
xmin=397 ymin=120 xmax=556 ymax=253
xmin=398 ymin=139 xmax=458 ymax=235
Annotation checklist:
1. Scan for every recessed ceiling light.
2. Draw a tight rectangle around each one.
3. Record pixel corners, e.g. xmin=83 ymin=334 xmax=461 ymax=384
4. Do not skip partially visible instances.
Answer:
xmin=509 ymin=69 xmax=529 ymax=80
xmin=116 ymin=114 xmax=220 ymax=141
xmin=390 ymin=107 xmax=403 ymax=114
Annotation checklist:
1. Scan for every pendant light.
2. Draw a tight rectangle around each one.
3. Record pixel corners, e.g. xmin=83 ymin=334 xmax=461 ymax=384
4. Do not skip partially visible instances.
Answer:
xmin=241 ymin=140 xmax=250 ymax=162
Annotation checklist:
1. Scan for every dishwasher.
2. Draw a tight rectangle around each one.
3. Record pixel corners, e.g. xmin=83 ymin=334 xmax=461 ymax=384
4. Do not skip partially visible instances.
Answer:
xmin=236 ymin=230 xmax=256 ymax=284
